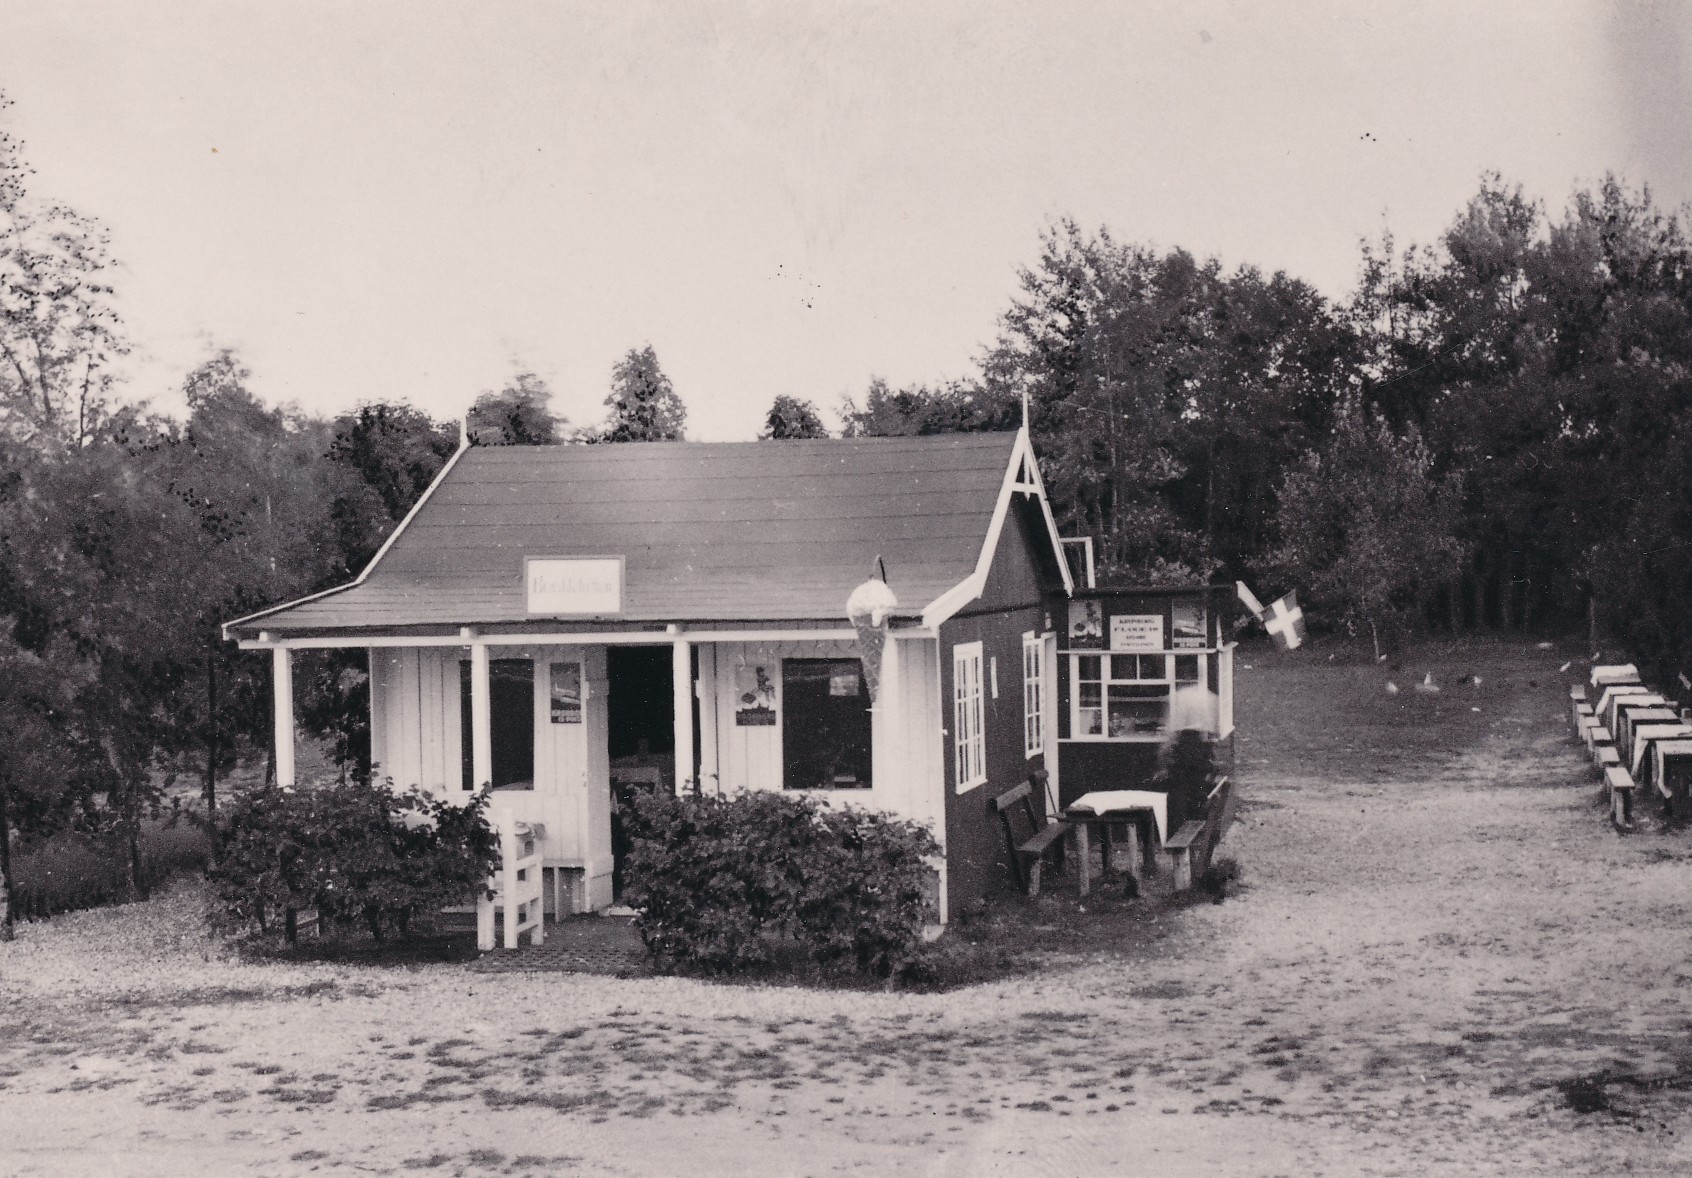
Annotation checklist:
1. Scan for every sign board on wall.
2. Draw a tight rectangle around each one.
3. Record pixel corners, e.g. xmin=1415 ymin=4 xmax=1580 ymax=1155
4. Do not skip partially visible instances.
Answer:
xmin=1109 ymin=614 xmax=1164 ymax=652
xmin=734 ymin=663 xmax=777 ymax=726
xmin=525 ymin=556 xmax=623 ymax=616
xmin=1068 ymin=600 xmax=1105 ymax=649
xmin=1171 ymin=601 xmax=1208 ymax=650
xmin=549 ymin=662 xmax=582 ymax=723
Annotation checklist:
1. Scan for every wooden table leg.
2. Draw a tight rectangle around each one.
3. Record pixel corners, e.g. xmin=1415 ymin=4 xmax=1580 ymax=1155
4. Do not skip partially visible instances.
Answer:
xmin=1122 ymin=822 xmax=1140 ymax=882
xmin=1074 ymin=822 xmax=1091 ymax=897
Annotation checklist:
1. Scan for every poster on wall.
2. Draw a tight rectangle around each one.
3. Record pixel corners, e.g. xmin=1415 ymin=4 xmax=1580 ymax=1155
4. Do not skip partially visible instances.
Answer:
xmin=1171 ymin=601 xmax=1208 ymax=649
xmin=734 ymin=663 xmax=777 ymax=726
xmin=1068 ymin=599 xmax=1104 ymax=648
xmin=549 ymin=661 xmax=582 ymax=723
xmin=1109 ymin=613 xmax=1164 ymax=652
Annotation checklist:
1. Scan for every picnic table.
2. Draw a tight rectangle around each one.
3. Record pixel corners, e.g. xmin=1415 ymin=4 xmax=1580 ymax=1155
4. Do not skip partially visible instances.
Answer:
xmin=1062 ymin=790 xmax=1167 ymax=897
xmin=1632 ymin=723 xmax=1692 ymax=783
xmin=1652 ymin=740 xmax=1692 ymax=812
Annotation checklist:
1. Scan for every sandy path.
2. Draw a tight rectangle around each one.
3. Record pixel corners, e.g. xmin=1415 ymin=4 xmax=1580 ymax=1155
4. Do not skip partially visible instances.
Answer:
xmin=4 ymin=640 xmax=1692 ymax=1176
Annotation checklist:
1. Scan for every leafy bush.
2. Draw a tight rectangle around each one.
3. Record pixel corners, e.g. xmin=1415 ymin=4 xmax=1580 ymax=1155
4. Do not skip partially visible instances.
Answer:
xmin=620 ymin=789 xmax=939 ymax=979
xmin=207 ymin=780 xmax=498 ymax=943
xmin=9 ymin=818 xmax=212 ymax=920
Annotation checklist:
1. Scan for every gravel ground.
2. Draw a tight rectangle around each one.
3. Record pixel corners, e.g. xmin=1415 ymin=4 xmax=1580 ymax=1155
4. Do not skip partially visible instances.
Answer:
xmin=4 ymin=637 xmax=1692 ymax=1176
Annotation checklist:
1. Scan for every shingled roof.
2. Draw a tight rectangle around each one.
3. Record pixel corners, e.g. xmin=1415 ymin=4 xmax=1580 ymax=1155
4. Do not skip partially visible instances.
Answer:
xmin=226 ymin=431 xmax=1050 ymax=638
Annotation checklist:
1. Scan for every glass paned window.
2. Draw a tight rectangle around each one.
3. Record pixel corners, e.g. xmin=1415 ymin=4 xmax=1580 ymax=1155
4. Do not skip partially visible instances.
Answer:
xmin=781 ymin=659 xmax=871 ymax=789
xmin=1022 ymin=632 xmax=1045 ymax=757
xmin=1076 ymin=654 xmax=1103 ymax=736
xmin=1071 ymin=652 xmax=1171 ymax=740
xmin=460 ymin=658 xmax=535 ymax=790
xmin=953 ymin=642 xmax=986 ymax=790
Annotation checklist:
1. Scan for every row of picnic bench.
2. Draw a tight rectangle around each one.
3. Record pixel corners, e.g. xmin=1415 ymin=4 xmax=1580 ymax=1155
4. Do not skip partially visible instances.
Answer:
xmin=991 ymin=768 xmax=1234 ymax=897
xmin=1570 ymin=663 xmax=1692 ymax=829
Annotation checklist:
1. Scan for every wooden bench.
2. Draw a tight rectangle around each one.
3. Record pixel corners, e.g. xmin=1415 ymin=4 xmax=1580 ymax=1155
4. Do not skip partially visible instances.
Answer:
xmin=1164 ymin=821 xmax=1205 ymax=891
xmin=992 ymin=771 xmax=1070 ymax=896
xmin=1163 ymin=774 xmax=1233 ymax=892
xmin=1584 ymin=722 xmax=1610 ymax=756
xmin=1572 ymin=700 xmax=1593 ymax=736
xmin=1605 ymin=765 xmax=1636 ymax=828
xmin=1595 ymin=745 xmax=1620 ymax=775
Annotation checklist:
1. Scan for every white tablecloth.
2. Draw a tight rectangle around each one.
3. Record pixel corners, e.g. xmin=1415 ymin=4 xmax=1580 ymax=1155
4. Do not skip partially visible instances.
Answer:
xmin=1067 ymin=789 xmax=1168 ymax=843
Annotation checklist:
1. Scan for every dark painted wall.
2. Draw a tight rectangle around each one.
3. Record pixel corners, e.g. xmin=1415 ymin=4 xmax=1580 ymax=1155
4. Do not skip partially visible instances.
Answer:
xmin=940 ymin=500 xmax=1064 ymax=915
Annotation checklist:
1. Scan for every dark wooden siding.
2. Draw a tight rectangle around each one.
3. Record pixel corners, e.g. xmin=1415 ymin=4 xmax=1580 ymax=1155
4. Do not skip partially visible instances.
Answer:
xmin=939 ymin=500 xmax=1067 ymax=914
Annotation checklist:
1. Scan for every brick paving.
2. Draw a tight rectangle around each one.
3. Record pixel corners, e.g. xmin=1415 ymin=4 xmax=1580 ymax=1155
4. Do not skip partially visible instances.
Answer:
xmin=467 ymin=913 xmax=649 ymax=975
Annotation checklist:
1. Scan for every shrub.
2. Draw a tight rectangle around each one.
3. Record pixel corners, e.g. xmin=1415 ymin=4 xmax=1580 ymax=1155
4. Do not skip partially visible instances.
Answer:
xmin=207 ymin=780 xmax=498 ymax=943
xmin=9 ymin=818 xmax=212 ymax=920
xmin=620 ymin=789 xmax=939 ymax=979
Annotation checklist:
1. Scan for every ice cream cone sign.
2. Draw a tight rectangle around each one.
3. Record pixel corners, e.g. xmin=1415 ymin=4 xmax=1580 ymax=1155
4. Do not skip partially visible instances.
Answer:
xmin=847 ymin=567 xmax=898 ymax=704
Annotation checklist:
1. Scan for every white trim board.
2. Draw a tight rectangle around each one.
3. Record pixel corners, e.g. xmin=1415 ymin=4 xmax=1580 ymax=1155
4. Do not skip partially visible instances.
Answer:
xmin=239 ymin=627 xmax=902 ymax=651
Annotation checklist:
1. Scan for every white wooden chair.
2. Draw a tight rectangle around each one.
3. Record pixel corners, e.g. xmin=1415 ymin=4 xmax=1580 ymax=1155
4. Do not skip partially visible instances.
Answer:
xmin=478 ymin=813 xmax=546 ymax=951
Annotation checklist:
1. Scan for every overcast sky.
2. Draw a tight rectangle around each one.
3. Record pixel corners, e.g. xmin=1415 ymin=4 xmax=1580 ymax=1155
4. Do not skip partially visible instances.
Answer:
xmin=1 ymin=1 xmax=1687 ymax=440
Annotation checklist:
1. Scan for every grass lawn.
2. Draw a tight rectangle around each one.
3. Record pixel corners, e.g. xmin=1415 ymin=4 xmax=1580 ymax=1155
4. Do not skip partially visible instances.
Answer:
xmin=5 ymin=635 xmax=1692 ymax=1176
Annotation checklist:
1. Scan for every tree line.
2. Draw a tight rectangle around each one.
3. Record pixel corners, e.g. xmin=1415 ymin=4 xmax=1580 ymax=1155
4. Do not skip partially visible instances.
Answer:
xmin=5 ymin=78 xmax=1692 ymax=926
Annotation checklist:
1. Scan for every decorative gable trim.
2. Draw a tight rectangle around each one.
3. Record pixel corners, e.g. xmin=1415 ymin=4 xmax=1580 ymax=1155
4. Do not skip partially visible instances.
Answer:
xmin=920 ymin=427 xmax=1073 ymax=630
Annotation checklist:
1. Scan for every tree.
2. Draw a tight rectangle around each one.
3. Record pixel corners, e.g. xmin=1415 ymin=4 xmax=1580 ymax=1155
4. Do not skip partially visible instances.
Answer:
xmin=1262 ymin=401 xmax=1464 ymax=657
xmin=838 ymin=377 xmax=1010 ymax=438
xmin=327 ymin=401 xmax=458 ymax=522
xmin=0 ymin=94 xmax=126 ymax=448
xmin=759 ymin=395 xmax=828 ymax=440
xmin=0 ymin=624 xmax=93 ymax=939
xmin=467 ymin=371 xmax=563 ymax=445
xmin=594 ymin=345 xmax=686 ymax=442
xmin=980 ymin=220 xmax=1357 ymax=583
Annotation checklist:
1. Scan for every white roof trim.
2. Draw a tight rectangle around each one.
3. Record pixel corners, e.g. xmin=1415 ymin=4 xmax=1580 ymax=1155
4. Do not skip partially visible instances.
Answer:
xmin=920 ymin=427 xmax=1073 ymax=630
xmin=222 ymin=433 xmax=472 ymax=640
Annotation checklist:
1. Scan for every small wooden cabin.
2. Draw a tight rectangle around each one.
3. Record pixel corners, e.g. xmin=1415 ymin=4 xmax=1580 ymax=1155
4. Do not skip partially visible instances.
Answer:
xmin=225 ymin=427 xmax=1239 ymax=919
xmin=226 ymin=428 xmax=1080 ymax=922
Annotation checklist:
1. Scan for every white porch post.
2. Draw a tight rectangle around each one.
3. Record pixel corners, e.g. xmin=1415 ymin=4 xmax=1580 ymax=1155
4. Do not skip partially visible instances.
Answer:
xmin=271 ymin=644 xmax=296 ymax=787
xmin=672 ymin=631 xmax=693 ymax=795
xmin=469 ymin=639 xmax=492 ymax=789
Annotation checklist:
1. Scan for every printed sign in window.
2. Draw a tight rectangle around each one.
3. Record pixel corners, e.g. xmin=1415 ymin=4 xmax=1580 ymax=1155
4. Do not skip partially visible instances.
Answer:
xmin=1171 ymin=601 xmax=1208 ymax=649
xmin=549 ymin=661 xmax=582 ymax=724
xmin=1109 ymin=613 xmax=1164 ymax=653
xmin=1068 ymin=599 xmax=1104 ymax=649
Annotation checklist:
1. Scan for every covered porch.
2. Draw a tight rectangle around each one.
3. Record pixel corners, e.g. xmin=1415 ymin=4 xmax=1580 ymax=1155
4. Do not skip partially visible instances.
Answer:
xmin=249 ymin=620 xmax=948 ymax=945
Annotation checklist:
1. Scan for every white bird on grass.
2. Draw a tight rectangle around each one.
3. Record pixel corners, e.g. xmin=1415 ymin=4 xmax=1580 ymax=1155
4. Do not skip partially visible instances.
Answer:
xmin=1414 ymin=672 xmax=1440 ymax=695
xmin=1385 ymin=681 xmax=1399 ymax=696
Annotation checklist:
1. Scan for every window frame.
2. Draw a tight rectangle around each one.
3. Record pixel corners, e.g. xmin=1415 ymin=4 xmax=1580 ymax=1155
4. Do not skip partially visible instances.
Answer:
xmin=952 ymin=641 xmax=987 ymax=792
xmin=1069 ymin=652 xmax=1177 ymax=742
xmin=1022 ymin=631 xmax=1045 ymax=758
xmin=779 ymin=657 xmax=873 ymax=791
